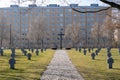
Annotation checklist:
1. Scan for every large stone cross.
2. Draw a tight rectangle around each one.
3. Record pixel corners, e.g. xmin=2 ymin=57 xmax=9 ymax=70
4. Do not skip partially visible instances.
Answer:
xmin=58 ymin=31 xmax=64 ymax=49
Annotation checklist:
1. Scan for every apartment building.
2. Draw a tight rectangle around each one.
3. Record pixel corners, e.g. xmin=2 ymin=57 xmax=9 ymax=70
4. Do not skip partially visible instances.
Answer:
xmin=0 ymin=4 xmax=111 ymax=48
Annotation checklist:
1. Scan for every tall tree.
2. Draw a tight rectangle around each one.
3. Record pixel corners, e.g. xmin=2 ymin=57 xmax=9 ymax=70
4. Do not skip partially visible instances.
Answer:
xmin=112 ymin=13 xmax=120 ymax=46
xmin=28 ymin=14 xmax=47 ymax=48
xmin=0 ymin=15 xmax=9 ymax=47
xmin=102 ymin=16 xmax=115 ymax=47
xmin=65 ymin=22 xmax=82 ymax=48
xmin=91 ymin=22 xmax=109 ymax=47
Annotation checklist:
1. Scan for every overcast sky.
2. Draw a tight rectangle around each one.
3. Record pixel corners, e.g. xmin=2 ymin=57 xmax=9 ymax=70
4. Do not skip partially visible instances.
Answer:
xmin=0 ymin=0 xmax=107 ymax=7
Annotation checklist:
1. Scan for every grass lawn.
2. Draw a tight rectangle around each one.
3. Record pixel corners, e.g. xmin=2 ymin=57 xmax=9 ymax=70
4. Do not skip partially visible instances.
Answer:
xmin=67 ymin=48 xmax=120 ymax=80
xmin=0 ymin=49 xmax=55 ymax=80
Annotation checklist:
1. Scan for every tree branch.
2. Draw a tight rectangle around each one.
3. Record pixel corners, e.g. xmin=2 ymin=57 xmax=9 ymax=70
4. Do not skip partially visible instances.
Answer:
xmin=100 ymin=0 xmax=120 ymax=10
xmin=72 ymin=7 xmax=111 ymax=13
xmin=64 ymin=0 xmax=112 ymax=13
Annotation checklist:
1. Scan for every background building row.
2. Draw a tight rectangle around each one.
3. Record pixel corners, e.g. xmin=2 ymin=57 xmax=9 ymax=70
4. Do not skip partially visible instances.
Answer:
xmin=0 ymin=4 xmax=112 ymax=48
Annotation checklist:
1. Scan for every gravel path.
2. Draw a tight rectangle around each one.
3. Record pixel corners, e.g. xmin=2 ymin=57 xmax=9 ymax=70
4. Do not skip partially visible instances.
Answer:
xmin=40 ymin=50 xmax=84 ymax=80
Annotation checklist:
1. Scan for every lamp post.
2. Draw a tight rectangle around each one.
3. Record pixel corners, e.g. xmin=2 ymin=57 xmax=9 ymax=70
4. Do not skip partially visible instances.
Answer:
xmin=58 ymin=29 xmax=64 ymax=49
xmin=27 ymin=39 xmax=30 ymax=49
xmin=10 ymin=24 xmax=12 ymax=48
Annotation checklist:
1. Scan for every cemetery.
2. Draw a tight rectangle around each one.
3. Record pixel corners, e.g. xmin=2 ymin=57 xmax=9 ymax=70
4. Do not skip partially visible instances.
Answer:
xmin=0 ymin=48 xmax=120 ymax=79
xmin=0 ymin=0 xmax=120 ymax=80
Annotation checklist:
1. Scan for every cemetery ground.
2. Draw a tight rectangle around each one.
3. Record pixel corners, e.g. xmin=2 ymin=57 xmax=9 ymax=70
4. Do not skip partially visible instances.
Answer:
xmin=67 ymin=48 xmax=120 ymax=80
xmin=0 ymin=49 xmax=55 ymax=80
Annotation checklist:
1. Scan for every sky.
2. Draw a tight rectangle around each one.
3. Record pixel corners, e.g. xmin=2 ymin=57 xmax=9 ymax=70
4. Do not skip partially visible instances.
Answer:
xmin=0 ymin=0 xmax=107 ymax=7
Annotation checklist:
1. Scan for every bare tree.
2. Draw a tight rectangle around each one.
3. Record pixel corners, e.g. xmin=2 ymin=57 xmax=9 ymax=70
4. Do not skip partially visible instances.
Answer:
xmin=91 ymin=22 xmax=108 ymax=47
xmin=112 ymin=13 xmax=120 ymax=46
xmin=91 ymin=23 xmax=100 ymax=47
xmin=65 ymin=22 xmax=82 ymax=48
xmin=102 ymin=16 xmax=115 ymax=47
xmin=28 ymin=14 xmax=47 ymax=48
xmin=0 ymin=15 xmax=9 ymax=48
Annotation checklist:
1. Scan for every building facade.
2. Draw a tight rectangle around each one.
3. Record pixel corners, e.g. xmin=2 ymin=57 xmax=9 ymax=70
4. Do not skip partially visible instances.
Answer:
xmin=0 ymin=4 xmax=111 ymax=48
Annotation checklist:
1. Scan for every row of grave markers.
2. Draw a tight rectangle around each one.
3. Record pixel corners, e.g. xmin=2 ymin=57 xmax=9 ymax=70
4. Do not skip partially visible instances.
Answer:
xmin=75 ymin=47 xmax=120 ymax=69
xmin=0 ymin=48 xmax=46 ymax=69
xmin=0 ymin=47 xmax=120 ymax=69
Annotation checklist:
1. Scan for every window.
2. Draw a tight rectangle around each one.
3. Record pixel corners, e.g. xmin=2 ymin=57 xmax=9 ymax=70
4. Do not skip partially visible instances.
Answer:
xmin=52 ymin=28 xmax=55 ymax=31
xmin=25 ymin=28 xmax=28 ymax=32
xmin=80 ymin=14 xmax=85 ymax=17
xmin=52 ymin=23 xmax=55 ymax=26
xmin=52 ymin=13 xmax=55 ymax=16
xmin=21 ymin=29 xmax=25 ymax=32
xmin=59 ymin=18 xmax=63 ymax=22
xmin=59 ymin=14 xmax=63 ymax=17
xmin=74 ymin=14 xmax=77 ymax=16
xmin=60 ymin=23 xmax=63 ymax=27
xmin=24 ymin=33 xmax=27 ymax=36
xmin=66 ymin=13 xmax=72 ymax=16
xmin=81 ymin=23 xmax=85 ymax=27
xmin=22 ymin=33 xmax=24 ymax=36
xmin=4 ymin=10 xmax=7 ymax=14
xmin=56 ymin=28 xmax=60 ymax=31
xmin=46 ymin=13 xmax=50 ymax=16
xmin=58 ymin=9 xmax=63 ymax=12
xmin=81 ymin=18 xmax=85 ymax=22
xmin=52 ymin=9 xmax=55 ymax=12
xmin=46 ymin=9 xmax=50 ymax=12
xmin=22 ymin=38 xmax=25 ymax=40
xmin=25 ymin=14 xmax=28 ymax=17
xmin=14 ymin=23 xmax=18 ymax=27
xmin=68 ymin=9 xmax=72 ymax=12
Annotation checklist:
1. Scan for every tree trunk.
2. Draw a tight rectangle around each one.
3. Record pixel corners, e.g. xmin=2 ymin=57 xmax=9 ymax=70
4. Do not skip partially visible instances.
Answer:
xmin=0 ymin=37 xmax=3 ymax=47
xmin=41 ymin=39 xmax=44 ymax=49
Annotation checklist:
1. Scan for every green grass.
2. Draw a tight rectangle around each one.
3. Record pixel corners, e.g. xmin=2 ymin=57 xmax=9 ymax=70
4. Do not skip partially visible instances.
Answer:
xmin=0 ymin=49 xmax=55 ymax=80
xmin=67 ymin=48 xmax=120 ymax=80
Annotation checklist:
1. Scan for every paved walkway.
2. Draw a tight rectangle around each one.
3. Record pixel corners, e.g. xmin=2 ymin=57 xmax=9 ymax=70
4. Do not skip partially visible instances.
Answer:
xmin=40 ymin=50 xmax=84 ymax=80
